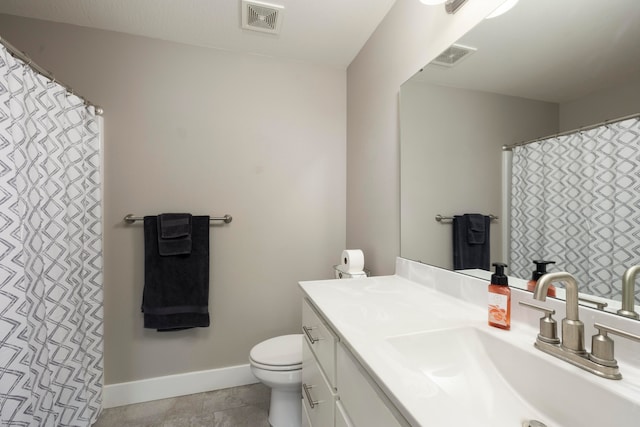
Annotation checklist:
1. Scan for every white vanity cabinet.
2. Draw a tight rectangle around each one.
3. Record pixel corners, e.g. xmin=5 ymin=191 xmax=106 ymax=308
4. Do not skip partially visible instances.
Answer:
xmin=336 ymin=342 xmax=408 ymax=427
xmin=335 ymin=401 xmax=354 ymax=427
xmin=301 ymin=298 xmax=409 ymax=427
xmin=302 ymin=298 xmax=338 ymax=426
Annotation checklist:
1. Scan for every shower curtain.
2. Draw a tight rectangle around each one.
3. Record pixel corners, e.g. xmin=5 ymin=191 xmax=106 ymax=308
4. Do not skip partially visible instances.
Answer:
xmin=510 ymin=117 xmax=640 ymax=305
xmin=0 ymin=45 xmax=103 ymax=425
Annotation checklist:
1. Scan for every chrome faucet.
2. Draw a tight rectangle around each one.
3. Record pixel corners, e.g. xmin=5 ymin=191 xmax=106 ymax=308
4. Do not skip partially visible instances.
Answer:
xmin=534 ymin=272 xmax=586 ymax=355
xmin=617 ymin=265 xmax=640 ymax=319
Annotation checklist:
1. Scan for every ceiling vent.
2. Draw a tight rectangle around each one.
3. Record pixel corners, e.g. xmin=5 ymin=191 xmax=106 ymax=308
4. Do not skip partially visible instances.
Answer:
xmin=241 ymin=1 xmax=284 ymax=35
xmin=431 ymin=44 xmax=477 ymax=67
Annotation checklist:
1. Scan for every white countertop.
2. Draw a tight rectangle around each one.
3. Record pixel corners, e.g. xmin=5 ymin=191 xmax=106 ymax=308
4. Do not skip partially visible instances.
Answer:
xmin=299 ymin=258 xmax=640 ymax=427
xmin=300 ymin=274 xmax=526 ymax=426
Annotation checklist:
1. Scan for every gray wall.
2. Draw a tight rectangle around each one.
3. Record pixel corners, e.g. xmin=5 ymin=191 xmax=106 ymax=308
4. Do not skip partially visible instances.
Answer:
xmin=346 ymin=0 xmax=505 ymax=275
xmin=0 ymin=14 xmax=346 ymax=384
xmin=560 ymin=75 xmax=640 ymax=131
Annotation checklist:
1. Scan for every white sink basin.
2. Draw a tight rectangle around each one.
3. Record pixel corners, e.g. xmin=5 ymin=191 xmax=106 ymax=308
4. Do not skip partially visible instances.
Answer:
xmin=386 ymin=326 xmax=640 ymax=427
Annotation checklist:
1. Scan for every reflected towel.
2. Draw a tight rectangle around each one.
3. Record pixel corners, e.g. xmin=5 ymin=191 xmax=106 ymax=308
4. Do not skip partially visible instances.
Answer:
xmin=453 ymin=214 xmax=490 ymax=270
xmin=466 ymin=213 xmax=486 ymax=244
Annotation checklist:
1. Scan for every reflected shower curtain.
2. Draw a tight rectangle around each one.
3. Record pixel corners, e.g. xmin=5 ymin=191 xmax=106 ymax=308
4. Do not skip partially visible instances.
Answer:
xmin=510 ymin=117 xmax=640 ymax=304
xmin=0 ymin=45 xmax=103 ymax=425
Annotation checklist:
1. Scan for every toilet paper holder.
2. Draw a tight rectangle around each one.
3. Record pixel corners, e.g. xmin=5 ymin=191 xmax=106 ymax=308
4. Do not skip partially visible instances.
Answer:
xmin=333 ymin=265 xmax=370 ymax=279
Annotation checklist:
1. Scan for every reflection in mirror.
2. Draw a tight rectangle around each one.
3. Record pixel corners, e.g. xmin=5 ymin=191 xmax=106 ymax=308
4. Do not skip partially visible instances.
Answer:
xmin=507 ymin=114 xmax=640 ymax=307
xmin=400 ymin=0 xmax=640 ymax=318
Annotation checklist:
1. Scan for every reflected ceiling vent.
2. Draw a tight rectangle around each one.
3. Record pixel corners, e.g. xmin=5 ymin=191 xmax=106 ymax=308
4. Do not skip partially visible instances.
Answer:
xmin=241 ymin=0 xmax=284 ymax=34
xmin=431 ymin=44 xmax=477 ymax=67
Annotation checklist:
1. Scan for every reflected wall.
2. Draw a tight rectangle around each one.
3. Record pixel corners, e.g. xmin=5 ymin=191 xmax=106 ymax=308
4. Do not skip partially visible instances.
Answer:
xmin=400 ymin=82 xmax=558 ymax=268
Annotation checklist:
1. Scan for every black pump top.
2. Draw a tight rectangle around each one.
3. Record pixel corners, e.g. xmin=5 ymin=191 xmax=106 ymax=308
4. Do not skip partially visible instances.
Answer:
xmin=491 ymin=262 xmax=509 ymax=286
xmin=531 ymin=260 xmax=556 ymax=281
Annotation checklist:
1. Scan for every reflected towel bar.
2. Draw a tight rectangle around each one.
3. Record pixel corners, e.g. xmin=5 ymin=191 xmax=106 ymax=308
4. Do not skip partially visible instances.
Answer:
xmin=435 ymin=214 xmax=498 ymax=222
xmin=123 ymin=214 xmax=233 ymax=224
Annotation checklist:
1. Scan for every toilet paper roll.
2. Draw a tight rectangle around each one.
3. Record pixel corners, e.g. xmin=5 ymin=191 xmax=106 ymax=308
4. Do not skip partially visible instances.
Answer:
xmin=341 ymin=249 xmax=365 ymax=273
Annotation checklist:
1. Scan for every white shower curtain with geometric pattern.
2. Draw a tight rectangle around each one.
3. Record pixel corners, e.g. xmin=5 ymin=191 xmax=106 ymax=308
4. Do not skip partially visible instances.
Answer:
xmin=0 ymin=44 xmax=103 ymax=426
xmin=510 ymin=117 xmax=640 ymax=305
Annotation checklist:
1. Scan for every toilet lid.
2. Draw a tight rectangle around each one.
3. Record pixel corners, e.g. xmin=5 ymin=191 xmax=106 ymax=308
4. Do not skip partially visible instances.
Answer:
xmin=250 ymin=334 xmax=302 ymax=367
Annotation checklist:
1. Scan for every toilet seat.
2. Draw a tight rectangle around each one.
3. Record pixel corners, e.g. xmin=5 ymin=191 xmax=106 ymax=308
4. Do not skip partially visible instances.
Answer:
xmin=250 ymin=334 xmax=302 ymax=371
xmin=250 ymin=360 xmax=302 ymax=371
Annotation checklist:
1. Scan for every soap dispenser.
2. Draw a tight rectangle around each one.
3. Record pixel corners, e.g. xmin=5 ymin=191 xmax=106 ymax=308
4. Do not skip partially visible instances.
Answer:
xmin=488 ymin=262 xmax=510 ymax=330
xmin=527 ymin=260 xmax=556 ymax=297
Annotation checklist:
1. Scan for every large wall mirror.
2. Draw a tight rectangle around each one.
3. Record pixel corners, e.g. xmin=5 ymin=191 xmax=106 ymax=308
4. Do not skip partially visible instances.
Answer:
xmin=400 ymin=0 xmax=640 ymax=318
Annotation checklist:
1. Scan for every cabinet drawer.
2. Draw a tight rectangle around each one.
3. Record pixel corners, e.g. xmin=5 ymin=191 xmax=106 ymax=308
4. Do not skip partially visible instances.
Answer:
xmin=302 ymin=298 xmax=338 ymax=388
xmin=302 ymin=400 xmax=312 ymax=427
xmin=335 ymin=401 xmax=354 ymax=427
xmin=302 ymin=339 xmax=335 ymax=427
xmin=337 ymin=343 xmax=408 ymax=427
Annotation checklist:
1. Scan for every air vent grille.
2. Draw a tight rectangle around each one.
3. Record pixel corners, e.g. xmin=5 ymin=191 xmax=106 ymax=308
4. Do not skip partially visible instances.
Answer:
xmin=242 ymin=1 xmax=284 ymax=34
xmin=431 ymin=44 xmax=477 ymax=67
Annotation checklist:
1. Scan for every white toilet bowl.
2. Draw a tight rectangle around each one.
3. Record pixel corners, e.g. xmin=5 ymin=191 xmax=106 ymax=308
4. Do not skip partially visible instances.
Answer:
xmin=250 ymin=334 xmax=303 ymax=427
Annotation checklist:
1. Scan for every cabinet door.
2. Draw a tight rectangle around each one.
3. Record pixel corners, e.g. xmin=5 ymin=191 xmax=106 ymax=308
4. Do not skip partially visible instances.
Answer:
xmin=302 ymin=339 xmax=336 ymax=427
xmin=302 ymin=401 xmax=313 ymax=427
xmin=302 ymin=298 xmax=338 ymax=388
xmin=337 ymin=343 xmax=408 ymax=427
xmin=335 ymin=401 xmax=354 ymax=427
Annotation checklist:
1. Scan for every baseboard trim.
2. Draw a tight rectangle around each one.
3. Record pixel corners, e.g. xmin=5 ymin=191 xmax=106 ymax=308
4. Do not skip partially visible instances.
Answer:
xmin=103 ymin=364 xmax=258 ymax=408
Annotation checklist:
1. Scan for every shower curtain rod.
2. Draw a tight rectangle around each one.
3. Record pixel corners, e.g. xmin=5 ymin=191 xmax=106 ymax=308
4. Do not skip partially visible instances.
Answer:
xmin=0 ymin=35 xmax=103 ymax=115
xmin=502 ymin=112 xmax=640 ymax=151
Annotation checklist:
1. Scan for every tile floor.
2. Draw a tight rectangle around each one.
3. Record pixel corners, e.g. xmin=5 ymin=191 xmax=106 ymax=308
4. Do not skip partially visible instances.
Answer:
xmin=93 ymin=383 xmax=271 ymax=427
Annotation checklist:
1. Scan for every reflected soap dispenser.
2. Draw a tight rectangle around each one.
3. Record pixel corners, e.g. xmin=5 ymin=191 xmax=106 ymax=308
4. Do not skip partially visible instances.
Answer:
xmin=488 ymin=262 xmax=510 ymax=330
xmin=527 ymin=260 xmax=556 ymax=297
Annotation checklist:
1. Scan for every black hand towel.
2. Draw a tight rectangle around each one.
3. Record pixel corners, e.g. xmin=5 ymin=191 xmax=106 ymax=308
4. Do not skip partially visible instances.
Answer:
xmin=157 ymin=213 xmax=192 ymax=256
xmin=142 ymin=215 xmax=210 ymax=331
xmin=466 ymin=214 xmax=486 ymax=244
xmin=453 ymin=214 xmax=490 ymax=270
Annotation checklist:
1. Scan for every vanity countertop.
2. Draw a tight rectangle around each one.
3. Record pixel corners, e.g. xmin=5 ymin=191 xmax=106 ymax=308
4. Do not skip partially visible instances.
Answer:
xmin=299 ymin=262 xmax=640 ymax=427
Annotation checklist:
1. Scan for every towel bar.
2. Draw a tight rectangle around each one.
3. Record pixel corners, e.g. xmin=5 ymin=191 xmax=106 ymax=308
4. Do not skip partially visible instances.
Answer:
xmin=123 ymin=214 xmax=233 ymax=224
xmin=435 ymin=214 xmax=498 ymax=222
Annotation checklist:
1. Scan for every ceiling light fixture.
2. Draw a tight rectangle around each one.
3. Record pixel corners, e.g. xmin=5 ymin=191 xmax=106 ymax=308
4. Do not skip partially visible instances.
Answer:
xmin=486 ymin=0 xmax=519 ymax=19
xmin=419 ymin=0 xmax=468 ymax=14
xmin=445 ymin=0 xmax=468 ymax=14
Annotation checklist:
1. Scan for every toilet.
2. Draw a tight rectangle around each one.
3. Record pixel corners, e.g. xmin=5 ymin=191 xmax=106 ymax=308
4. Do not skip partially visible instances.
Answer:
xmin=249 ymin=334 xmax=303 ymax=427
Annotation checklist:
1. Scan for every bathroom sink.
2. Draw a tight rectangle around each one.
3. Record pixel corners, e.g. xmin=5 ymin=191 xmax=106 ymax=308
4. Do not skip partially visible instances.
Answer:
xmin=385 ymin=326 xmax=640 ymax=427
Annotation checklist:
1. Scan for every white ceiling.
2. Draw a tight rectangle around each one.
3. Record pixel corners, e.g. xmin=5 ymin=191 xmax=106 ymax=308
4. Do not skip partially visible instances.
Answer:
xmin=410 ymin=0 xmax=640 ymax=104
xmin=0 ymin=0 xmax=397 ymax=68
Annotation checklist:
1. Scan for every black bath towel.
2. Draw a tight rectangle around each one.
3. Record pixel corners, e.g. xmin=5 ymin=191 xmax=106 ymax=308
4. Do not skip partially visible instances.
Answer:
xmin=453 ymin=214 xmax=490 ymax=270
xmin=142 ymin=215 xmax=210 ymax=331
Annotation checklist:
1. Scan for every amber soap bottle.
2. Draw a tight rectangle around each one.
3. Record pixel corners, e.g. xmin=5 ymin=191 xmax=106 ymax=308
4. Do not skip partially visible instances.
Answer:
xmin=488 ymin=262 xmax=511 ymax=330
xmin=526 ymin=260 xmax=556 ymax=297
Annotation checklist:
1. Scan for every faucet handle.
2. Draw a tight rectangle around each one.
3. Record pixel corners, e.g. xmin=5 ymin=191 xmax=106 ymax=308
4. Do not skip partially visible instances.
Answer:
xmin=589 ymin=323 xmax=640 ymax=370
xmin=578 ymin=296 xmax=608 ymax=311
xmin=519 ymin=301 xmax=560 ymax=344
